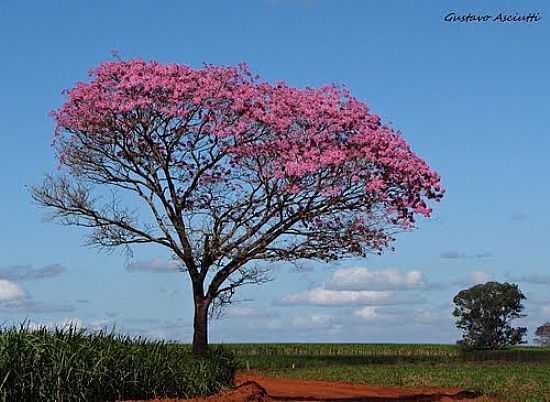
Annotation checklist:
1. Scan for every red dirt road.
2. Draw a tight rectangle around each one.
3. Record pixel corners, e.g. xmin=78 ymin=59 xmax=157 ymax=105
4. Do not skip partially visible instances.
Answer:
xmin=122 ymin=371 xmax=498 ymax=402
xmin=235 ymin=372 xmax=490 ymax=401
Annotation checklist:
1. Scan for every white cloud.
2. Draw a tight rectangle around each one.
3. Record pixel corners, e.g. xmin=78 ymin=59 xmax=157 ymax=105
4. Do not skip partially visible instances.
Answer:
xmin=326 ymin=268 xmax=425 ymax=291
xmin=542 ymin=306 xmax=550 ymax=316
xmin=280 ymin=287 xmax=397 ymax=306
xmin=276 ymin=288 xmax=424 ymax=306
xmin=471 ymin=271 xmax=491 ymax=284
xmin=0 ymin=279 xmax=25 ymax=301
xmin=126 ymin=257 xmax=182 ymax=273
xmin=353 ymin=306 xmax=378 ymax=321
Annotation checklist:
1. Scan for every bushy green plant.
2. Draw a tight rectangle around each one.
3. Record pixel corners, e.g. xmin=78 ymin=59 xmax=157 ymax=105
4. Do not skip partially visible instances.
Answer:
xmin=0 ymin=321 xmax=236 ymax=402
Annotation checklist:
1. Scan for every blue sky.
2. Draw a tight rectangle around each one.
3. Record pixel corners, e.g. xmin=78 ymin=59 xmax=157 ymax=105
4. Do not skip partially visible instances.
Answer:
xmin=1 ymin=0 xmax=549 ymax=344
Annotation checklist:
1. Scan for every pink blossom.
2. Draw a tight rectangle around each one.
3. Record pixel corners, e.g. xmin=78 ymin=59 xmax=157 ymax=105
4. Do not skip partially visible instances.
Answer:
xmin=51 ymin=58 xmax=444 ymax=234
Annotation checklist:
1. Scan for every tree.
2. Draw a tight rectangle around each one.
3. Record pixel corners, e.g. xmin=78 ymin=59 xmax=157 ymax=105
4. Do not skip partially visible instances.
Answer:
xmin=453 ymin=281 xmax=527 ymax=349
xmin=32 ymin=59 xmax=443 ymax=355
xmin=534 ymin=323 xmax=550 ymax=346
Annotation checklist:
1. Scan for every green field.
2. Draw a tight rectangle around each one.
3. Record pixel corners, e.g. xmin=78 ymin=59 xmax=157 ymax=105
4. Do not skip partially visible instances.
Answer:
xmin=3 ymin=327 xmax=550 ymax=402
xmin=204 ymin=343 xmax=550 ymax=402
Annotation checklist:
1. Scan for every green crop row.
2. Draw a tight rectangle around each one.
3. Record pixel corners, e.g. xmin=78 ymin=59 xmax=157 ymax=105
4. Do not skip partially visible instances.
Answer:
xmin=190 ymin=343 xmax=550 ymax=364
xmin=0 ymin=322 xmax=236 ymax=402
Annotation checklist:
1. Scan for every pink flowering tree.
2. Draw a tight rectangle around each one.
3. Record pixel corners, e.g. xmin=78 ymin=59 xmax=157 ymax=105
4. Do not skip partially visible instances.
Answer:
xmin=32 ymin=58 xmax=444 ymax=355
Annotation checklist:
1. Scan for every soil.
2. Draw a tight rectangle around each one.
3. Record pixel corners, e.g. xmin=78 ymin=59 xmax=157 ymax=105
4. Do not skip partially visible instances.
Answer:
xmin=121 ymin=370 xmax=501 ymax=402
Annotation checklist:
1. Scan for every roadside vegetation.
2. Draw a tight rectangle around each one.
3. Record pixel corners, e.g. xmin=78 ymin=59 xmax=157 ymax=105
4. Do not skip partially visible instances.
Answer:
xmin=2 ymin=322 xmax=550 ymax=401
xmin=220 ymin=343 xmax=550 ymax=402
xmin=0 ymin=322 xmax=235 ymax=402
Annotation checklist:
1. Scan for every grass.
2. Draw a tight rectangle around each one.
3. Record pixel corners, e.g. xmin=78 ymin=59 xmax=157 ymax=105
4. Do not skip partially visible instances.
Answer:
xmin=202 ymin=343 xmax=550 ymax=402
xmin=257 ymin=362 xmax=550 ymax=402
xmin=3 ymin=325 xmax=550 ymax=402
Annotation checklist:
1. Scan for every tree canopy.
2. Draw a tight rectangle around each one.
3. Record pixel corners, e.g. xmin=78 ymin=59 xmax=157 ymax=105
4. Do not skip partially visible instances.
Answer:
xmin=453 ymin=281 xmax=527 ymax=349
xmin=33 ymin=59 xmax=444 ymax=354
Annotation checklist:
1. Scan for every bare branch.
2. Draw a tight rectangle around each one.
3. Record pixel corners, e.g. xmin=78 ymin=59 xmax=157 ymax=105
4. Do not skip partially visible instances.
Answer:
xmin=209 ymin=264 xmax=273 ymax=319
xmin=31 ymin=175 xmax=173 ymax=251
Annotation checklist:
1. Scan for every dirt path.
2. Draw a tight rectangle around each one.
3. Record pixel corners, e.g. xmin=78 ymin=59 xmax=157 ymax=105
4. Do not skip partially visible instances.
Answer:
xmin=235 ymin=372 xmax=489 ymax=401
xmin=122 ymin=370 xmax=498 ymax=402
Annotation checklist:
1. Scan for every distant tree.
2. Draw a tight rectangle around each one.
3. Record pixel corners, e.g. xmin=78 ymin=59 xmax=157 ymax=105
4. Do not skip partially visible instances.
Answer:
xmin=534 ymin=323 xmax=550 ymax=346
xmin=453 ymin=281 xmax=527 ymax=349
xmin=31 ymin=58 xmax=444 ymax=356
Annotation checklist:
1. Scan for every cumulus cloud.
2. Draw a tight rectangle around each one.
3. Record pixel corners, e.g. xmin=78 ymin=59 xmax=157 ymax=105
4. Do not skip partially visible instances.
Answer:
xmin=326 ymin=268 xmax=425 ymax=291
xmin=0 ymin=279 xmax=74 ymax=314
xmin=278 ymin=287 xmax=423 ymax=306
xmin=440 ymin=251 xmax=492 ymax=260
xmin=280 ymin=288 xmax=391 ymax=305
xmin=353 ymin=306 xmax=378 ymax=320
xmin=0 ymin=279 xmax=25 ymax=301
xmin=126 ymin=257 xmax=182 ymax=273
xmin=0 ymin=264 xmax=65 ymax=281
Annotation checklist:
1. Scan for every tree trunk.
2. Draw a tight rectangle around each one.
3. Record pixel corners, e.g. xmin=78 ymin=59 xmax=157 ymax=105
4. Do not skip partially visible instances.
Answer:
xmin=192 ymin=296 xmax=210 ymax=356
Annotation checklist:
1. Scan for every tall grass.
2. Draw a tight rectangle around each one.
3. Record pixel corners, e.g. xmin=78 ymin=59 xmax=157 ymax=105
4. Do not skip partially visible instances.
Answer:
xmin=0 ymin=321 xmax=235 ymax=402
